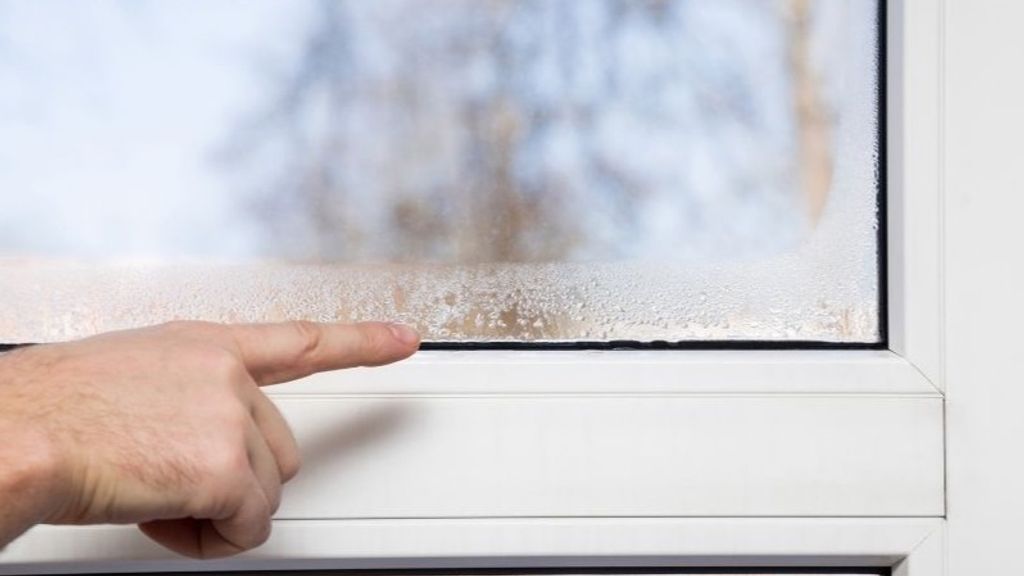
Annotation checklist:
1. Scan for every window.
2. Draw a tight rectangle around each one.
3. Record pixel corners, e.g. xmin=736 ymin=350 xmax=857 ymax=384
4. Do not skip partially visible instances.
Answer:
xmin=0 ymin=0 xmax=882 ymax=346
xmin=0 ymin=2 xmax=959 ymax=574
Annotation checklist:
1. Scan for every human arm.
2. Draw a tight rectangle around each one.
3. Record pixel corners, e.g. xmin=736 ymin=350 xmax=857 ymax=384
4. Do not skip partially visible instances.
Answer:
xmin=0 ymin=320 xmax=419 ymax=558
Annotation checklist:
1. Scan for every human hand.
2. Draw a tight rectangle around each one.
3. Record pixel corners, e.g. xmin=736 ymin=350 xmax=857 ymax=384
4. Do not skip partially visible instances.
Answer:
xmin=0 ymin=320 xmax=419 ymax=558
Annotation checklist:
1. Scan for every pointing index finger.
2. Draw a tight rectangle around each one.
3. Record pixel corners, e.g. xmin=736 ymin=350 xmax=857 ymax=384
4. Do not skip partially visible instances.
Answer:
xmin=228 ymin=321 xmax=420 ymax=386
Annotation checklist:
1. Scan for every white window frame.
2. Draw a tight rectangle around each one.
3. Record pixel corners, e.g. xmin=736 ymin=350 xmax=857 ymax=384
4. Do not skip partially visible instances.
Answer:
xmin=0 ymin=0 xmax=954 ymax=574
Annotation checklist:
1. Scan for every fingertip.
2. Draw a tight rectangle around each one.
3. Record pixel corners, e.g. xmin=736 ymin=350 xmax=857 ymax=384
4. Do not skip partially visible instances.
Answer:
xmin=352 ymin=321 xmax=418 ymax=367
xmin=386 ymin=323 xmax=421 ymax=348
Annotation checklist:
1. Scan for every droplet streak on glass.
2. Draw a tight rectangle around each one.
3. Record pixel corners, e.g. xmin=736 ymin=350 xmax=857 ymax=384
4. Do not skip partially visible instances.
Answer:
xmin=0 ymin=251 xmax=878 ymax=344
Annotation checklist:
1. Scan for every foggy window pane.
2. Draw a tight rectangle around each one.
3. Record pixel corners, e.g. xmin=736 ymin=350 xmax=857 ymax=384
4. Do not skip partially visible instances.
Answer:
xmin=0 ymin=0 xmax=882 ymax=344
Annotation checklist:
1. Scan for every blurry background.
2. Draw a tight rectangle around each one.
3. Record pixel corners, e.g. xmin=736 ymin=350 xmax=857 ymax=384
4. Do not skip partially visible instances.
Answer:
xmin=0 ymin=0 xmax=872 ymax=264
xmin=0 ymin=0 xmax=881 ymax=343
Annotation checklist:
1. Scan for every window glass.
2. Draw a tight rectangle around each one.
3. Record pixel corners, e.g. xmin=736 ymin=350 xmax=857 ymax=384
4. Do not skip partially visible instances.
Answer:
xmin=0 ymin=0 xmax=882 ymax=345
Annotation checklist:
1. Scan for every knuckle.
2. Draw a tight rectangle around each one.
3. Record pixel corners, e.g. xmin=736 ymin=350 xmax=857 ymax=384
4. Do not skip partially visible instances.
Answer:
xmin=197 ymin=347 xmax=248 ymax=384
xmin=279 ymin=449 xmax=302 ymax=482
xmin=249 ymin=529 xmax=272 ymax=551
xmin=236 ymin=490 xmax=274 ymax=549
xmin=249 ymin=512 xmax=273 ymax=548
xmin=288 ymin=320 xmax=324 ymax=361
xmin=205 ymin=440 xmax=250 ymax=480
xmin=216 ymin=459 xmax=251 ymax=489
xmin=189 ymin=469 xmax=247 ymax=519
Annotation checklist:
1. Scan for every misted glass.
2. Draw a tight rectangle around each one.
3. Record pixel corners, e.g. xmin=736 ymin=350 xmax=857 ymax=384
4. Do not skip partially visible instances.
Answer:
xmin=0 ymin=0 xmax=882 ymax=344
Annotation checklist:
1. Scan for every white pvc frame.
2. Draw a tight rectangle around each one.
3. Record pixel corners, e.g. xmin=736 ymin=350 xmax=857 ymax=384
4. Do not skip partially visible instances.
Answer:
xmin=0 ymin=0 xmax=947 ymax=573
xmin=2 ymin=519 xmax=945 ymax=574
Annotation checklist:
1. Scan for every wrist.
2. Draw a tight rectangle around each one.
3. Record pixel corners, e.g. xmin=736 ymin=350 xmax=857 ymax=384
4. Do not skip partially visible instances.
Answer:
xmin=0 ymin=429 xmax=65 ymax=548
xmin=0 ymin=356 xmax=69 ymax=543
xmin=0 ymin=427 xmax=65 ymax=512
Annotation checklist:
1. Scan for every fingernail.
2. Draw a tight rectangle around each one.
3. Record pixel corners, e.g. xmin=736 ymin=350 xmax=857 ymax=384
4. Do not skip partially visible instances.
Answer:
xmin=388 ymin=323 xmax=420 ymax=346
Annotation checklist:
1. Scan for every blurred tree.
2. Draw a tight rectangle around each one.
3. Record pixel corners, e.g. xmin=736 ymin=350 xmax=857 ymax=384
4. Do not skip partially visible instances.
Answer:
xmin=786 ymin=0 xmax=833 ymax=224
xmin=225 ymin=0 xmax=827 ymax=264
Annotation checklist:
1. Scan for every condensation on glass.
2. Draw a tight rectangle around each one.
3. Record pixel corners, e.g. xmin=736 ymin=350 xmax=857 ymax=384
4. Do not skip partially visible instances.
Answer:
xmin=0 ymin=0 xmax=882 ymax=344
